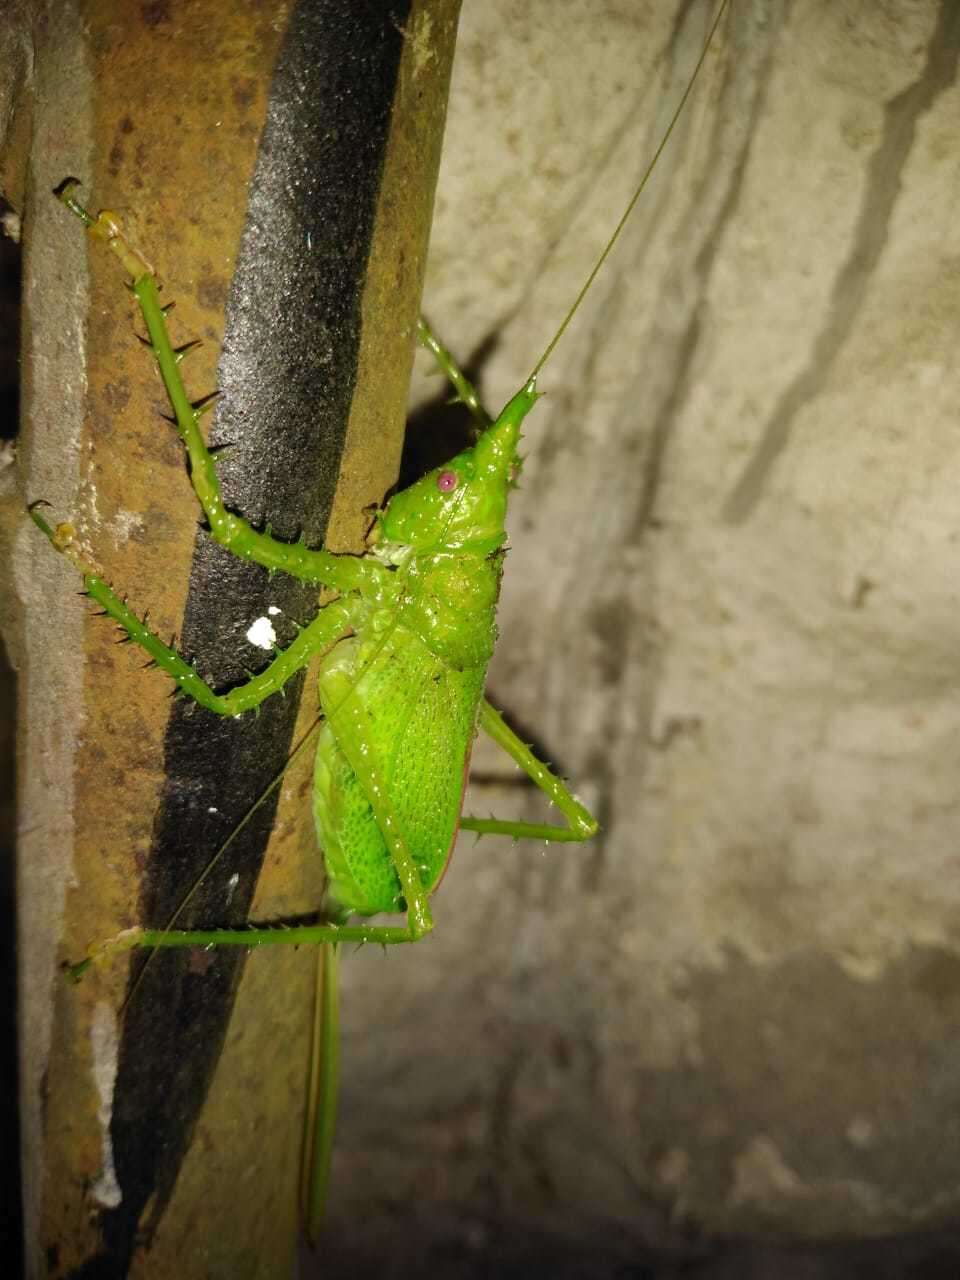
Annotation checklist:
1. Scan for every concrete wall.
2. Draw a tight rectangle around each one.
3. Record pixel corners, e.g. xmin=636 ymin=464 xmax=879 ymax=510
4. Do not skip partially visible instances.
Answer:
xmin=328 ymin=0 xmax=960 ymax=1263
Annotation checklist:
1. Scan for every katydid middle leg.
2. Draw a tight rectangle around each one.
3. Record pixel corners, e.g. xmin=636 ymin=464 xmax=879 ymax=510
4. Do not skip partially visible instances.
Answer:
xmin=417 ymin=321 xmax=597 ymax=844
xmin=417 ymin=315 xmax=493 ymax=431
xmin=30 ymin=505 xmax=359 ymax=718
xmin=461 ymin=699 xmax=599 ymax=842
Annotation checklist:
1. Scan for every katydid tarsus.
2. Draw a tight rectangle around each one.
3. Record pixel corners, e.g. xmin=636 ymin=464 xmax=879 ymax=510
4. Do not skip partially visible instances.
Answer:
xmin=33 ymin=0 xmax=729 ymax=1241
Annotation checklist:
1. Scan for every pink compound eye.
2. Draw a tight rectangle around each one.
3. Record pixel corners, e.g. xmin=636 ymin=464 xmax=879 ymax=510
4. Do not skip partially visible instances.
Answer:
xmin=437 ymin=470 xmax=458 ymax=493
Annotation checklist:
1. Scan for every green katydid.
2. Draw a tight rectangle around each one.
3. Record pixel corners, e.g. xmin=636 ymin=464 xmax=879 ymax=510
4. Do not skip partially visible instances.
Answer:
xmin=32 ymin=0 xmax=729 ymax=1241
xmin=33 ymin=200 xmax=597 ymax=956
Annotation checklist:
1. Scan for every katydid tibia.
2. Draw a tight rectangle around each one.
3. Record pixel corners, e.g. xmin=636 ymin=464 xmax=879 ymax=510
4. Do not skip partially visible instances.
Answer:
xmin=33 ymin=0 xmax=729 ymax=1241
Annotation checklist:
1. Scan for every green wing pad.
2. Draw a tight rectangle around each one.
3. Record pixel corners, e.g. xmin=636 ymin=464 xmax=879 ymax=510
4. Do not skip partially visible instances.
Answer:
xmin=313 ymin=629 xmax=487 ymax=919
xmin=313 ymin=723 xmax=402 ymax=917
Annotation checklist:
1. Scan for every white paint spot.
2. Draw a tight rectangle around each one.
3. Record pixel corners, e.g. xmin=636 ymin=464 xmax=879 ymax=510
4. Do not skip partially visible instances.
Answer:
xmin=246 ymin=615 xmax=277 ymax=651
xmin=110 ymin=508 xmax=145 ymax=544
xmin=268 ymin=605 xmax=281 ymax=616
xmin=90 ymin=1002 xmax=122 ymax=1208
xmin=225 ymin=872 xmax=240 ymax=905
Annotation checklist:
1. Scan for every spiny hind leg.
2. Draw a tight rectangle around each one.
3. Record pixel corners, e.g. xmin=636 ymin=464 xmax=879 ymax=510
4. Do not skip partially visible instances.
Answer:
xmin=67 ymin=729 xmax=436 ymax=978
xmin=72 ymin=696 xmax=601 ymax=978
xmin=70 ymin=916 xmax=430 ymax=981
xmin=66 ymin=916 xmax=427 ymax=982
xmin=460 ymin=698 xmax=599 ymax=842
xmin=69 ymin=889 xmax=438 ymax=980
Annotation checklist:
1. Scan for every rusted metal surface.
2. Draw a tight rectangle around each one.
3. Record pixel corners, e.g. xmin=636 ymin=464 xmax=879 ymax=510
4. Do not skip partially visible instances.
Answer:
xmin=15 ymin=0 xmax=460 ymax=1274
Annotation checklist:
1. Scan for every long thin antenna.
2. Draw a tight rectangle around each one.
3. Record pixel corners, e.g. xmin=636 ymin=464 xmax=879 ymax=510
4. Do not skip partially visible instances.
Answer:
xmin=528 ymin=0 xmax=729 ymax=381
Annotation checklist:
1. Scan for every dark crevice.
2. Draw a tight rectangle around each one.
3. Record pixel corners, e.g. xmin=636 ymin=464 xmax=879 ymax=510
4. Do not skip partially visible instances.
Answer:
xmin=0 ymin=197 xmax=20 ymax=442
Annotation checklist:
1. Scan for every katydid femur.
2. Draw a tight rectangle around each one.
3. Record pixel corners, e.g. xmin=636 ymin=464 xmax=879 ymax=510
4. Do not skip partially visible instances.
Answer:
xmin=33 ymin=0 xmax=728 ymax=1238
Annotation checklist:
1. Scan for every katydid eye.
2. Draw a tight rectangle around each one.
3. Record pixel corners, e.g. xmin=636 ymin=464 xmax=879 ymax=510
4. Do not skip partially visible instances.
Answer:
xmin=437 ymin=470 xmax=458 ymax=493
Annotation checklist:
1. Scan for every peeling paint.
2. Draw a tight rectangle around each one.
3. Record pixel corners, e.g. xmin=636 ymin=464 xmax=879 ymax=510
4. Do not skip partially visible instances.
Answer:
xmin=409 ymin=11 xmax=436 ymax=78
xmin=90 ymin=1001 xmax=122 ymax=1209
xmin=110 ymin=508 xmax=146 ymax=543
xmin=1 ymin=208 xmax=21 ymax=242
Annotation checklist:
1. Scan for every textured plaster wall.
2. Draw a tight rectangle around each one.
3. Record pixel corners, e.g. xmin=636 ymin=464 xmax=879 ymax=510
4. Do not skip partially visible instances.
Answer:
xmin=324 ymin=0 xmax=960 ymax=1259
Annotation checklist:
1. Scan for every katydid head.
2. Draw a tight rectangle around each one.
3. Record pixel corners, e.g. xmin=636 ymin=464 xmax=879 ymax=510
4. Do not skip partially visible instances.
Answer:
xmin=377 ymin=379 xmax=539 ymax=553
xmin=386 ymin=1 xmax=728 ymax=563
xmin=381 ymin=4 xmax=729 ymax=562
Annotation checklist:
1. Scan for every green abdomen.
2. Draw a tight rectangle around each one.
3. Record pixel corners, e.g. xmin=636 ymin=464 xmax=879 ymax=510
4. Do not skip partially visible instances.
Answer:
xmin=313 ymin=625 xmax=486 ymax=918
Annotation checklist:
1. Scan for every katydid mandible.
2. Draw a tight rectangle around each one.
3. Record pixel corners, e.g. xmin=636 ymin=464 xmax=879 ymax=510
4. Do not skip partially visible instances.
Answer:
xmin=33 ymin=0 xmax=729 ymax=1238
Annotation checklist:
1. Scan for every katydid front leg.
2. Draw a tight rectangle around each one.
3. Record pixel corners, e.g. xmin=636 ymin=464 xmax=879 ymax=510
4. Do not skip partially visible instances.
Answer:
xmin=57 ymin=182 xmax=391 ymax=599
xmin=30 ymin=505 xmax=359 ymax=717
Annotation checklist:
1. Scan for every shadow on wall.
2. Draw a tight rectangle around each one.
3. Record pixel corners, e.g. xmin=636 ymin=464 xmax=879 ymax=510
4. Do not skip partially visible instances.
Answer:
xmin=304 ymin=1215 xmax=960 ymax=1279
